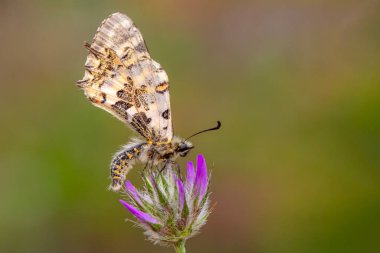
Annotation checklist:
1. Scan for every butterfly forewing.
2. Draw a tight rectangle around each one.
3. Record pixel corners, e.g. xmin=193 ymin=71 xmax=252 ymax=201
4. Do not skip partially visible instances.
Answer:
xmin=78 ymin=13 xmax=173 ymax=143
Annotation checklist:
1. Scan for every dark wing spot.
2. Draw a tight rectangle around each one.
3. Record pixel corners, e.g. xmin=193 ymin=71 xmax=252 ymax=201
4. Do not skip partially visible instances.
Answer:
xmin=114 ymin=101 xmax=132 ymax=110
xmin=162 ymin=109 xmax=170 ymax=119
xmin=117 ymin=89 xmax=133 ymax=102
xmin=130 ymin=112 xmax=152 ymax=138
xmin=111 ymin=101 xmax=133 ymax=120
xmin=136 ymin=112 xmax=151 ymax=124
xmin=117 ymin=90 xmax=126 ymax=98
xmin=101 ymin=93 xmax=107 ymax=103
xmin=135 ymin=89 xmax=150 ymax=111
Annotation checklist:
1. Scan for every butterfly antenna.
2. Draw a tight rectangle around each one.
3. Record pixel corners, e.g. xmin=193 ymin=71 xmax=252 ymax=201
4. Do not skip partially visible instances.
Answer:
xmin=185 ymin=121 xmax=221 ymax=141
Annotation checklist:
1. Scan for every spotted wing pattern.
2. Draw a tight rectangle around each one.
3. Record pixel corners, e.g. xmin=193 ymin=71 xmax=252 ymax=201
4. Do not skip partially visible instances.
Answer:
xmin=77 ymin=12 xmax=173 ymax=143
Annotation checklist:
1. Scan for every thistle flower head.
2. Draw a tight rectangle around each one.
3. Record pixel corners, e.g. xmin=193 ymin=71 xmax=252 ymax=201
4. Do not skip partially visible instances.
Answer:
xmin=119 ymin=154 xmax=211 ymax=249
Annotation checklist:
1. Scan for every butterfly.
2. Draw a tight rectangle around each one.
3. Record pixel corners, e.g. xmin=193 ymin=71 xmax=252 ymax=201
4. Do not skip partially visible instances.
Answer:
xmin=77 ymin=13 xmax=220 ymax=191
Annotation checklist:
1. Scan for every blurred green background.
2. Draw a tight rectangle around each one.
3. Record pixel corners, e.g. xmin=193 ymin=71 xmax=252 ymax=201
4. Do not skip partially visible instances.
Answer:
xmin=1 ymin=0 xmax=380 ymax=252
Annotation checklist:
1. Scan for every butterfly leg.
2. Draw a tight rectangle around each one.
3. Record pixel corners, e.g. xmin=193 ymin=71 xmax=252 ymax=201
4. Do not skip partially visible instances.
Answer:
xmin=159 ymin=159 xmax=170 ymax=173
xmin=148 ymin=151 xmax=157 ymax=171
xmin=172 ymin=162 xmax=182 ymax=181
xmin=141 ymin=151 xmax=155 ymax=177
xmin=109 ymin=143 xmax=145 ymax=192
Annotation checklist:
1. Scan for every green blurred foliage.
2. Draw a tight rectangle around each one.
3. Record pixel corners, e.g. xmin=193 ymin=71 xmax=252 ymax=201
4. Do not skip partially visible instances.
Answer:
xmin=0 ymin=0 xmax=379 ymax=252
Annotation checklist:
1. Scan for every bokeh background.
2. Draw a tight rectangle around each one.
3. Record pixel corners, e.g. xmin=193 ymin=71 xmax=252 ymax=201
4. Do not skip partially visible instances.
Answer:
xmin=1 ymin=0 xmax=380 ymax=252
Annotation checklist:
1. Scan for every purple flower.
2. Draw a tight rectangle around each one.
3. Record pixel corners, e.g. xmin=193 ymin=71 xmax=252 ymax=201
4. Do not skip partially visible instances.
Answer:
xmin=185 ymin=161 xmax=195 ymax=193
xmin=119 ymin=154 xmax=212 ymax=250
xmin=194 ymin=154 xmax=208 ymax=202
xmin=119 ymin=200 xmax=158 ymax=224
xmin=177 ymin=179 xmax=185 ymax=213
xmin=125 ymin=181 xmax=143 ymax=206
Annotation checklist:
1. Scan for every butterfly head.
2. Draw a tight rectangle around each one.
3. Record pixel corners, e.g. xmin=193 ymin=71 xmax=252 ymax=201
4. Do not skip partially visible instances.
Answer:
xmin=178 ymin=140 xmax=194 ymax=157
xmin=173 ymin=137 xmax=194 ymax=157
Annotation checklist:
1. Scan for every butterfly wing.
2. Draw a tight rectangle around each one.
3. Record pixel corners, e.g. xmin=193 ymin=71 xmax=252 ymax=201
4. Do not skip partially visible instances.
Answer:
xmin=77 ymin=12 xmax=173 ymax=143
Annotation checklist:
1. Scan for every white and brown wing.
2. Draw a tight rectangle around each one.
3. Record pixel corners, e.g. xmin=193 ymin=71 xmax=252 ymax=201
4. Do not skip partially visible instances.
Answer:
xmin=77 ymin=12 xmax=173 ymax=143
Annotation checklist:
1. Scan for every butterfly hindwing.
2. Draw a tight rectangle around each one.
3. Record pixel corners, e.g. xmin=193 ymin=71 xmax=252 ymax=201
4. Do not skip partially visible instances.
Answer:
xmin=77 ymin=13 xmax=173 ymax=143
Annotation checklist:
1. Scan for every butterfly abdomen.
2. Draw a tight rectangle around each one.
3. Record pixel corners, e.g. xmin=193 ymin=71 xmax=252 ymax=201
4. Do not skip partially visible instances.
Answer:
xmin=110 ymin=142 xmax=147 ymax=191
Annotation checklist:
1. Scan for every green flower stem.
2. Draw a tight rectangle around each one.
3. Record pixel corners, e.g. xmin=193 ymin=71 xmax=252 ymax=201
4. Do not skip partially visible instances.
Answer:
xmin=174 ymin=240 xmax=186 ymax=253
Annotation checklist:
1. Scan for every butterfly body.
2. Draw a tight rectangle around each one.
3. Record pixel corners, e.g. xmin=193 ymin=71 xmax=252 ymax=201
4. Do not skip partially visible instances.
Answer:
xmin=77 ymin=13 xmax=193 ymax=191
xmin=110 ymin=137 xmax=193 ymax=191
